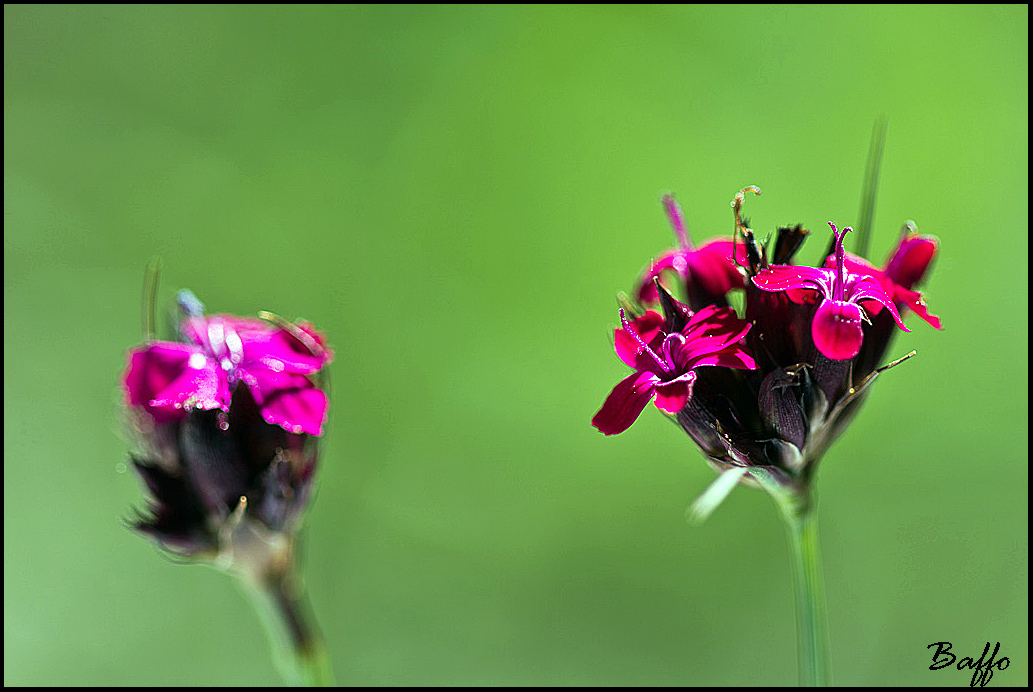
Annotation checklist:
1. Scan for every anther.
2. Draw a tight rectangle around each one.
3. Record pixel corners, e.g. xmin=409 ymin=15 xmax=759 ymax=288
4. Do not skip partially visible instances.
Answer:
xmin=731 ymin=186 xmax=761 ymax=270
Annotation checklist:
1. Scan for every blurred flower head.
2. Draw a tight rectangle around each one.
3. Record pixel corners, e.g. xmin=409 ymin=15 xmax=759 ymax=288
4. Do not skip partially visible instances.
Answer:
xmin=125 ymin=289 xmax=331 ymax=435
xmin=594 ymin=187 xmax=941 ymax=502
xmin=123 ymin=290 xmax=333 ymax=576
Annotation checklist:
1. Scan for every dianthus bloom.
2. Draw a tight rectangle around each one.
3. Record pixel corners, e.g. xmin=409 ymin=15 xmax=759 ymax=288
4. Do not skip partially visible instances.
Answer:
xmin=752 ymin=222 xmax=909 ymax=361
xmin=121 ymin=285 xmax=336 ymax=684
xmin=592 ymin=302 xmax=756 ymax=435
xmin=125 ymin=290 xmax=331 ymax=435
xmin=122 ymin=290 xmax=333 ymax=559
xmin=593 ymin=174 xmax=942 ymax=688
xmin=594 ymin=187 xmax=941 ymax=498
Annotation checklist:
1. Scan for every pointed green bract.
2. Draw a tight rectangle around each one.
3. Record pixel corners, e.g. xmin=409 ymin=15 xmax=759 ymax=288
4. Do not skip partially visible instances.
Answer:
xmin=142 ymin=256 xmax=162 ymax=341
xmin=686 ymin=466 xmax=748 ymax=524
xmin=855 ymin=117 xmax=887 ymax=260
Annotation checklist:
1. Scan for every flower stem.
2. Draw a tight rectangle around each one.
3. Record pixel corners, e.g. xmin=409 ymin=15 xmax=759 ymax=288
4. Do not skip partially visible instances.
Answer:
xmin=779 ymin=491 xmax=831 ymax=687
xmin=243 ymin=565 xmax=336 ymax=686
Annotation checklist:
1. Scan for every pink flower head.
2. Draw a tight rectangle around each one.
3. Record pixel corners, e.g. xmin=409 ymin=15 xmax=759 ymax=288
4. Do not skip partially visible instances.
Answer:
xmin=635 ymin=195 xmax=745 ymax=305
xmin=753 ymin=223 xmax=909 ymax=361
xmin=124 ymin=294 xmax=333 ymax=436
xmin=592 ymin=303 xmax=757 ymax=435
xmin=824 ymin=227 xmax=942 ymax=330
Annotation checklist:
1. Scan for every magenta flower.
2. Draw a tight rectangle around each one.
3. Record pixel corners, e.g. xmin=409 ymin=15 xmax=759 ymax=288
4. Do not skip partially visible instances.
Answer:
xmin=123 ymin=288 xmax=334 ymax=558
xmin=594 ymin=182 xmax=943 ymax=521
xmin=592 ymin=300 xmax=757 ymax=435
xmin=635 ymin=194 xmax=746 ymax=308
xmin=122 ymin=285 xmax=337 ymax=681
xmin=825 ymin=227 xmax=942 ymax=330
xmin=752 ymin=223 xmax=909 ymax=361
xmin=124 ymin=299 xmax=332 ymax=436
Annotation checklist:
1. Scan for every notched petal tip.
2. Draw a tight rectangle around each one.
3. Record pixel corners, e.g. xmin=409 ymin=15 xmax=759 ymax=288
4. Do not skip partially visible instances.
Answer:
xmin=654 ymin=376 xmax=693 ymax=414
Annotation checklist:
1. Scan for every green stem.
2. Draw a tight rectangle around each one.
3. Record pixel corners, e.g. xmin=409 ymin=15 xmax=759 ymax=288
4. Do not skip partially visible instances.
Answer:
xmin=243 ymin=565 xmax=336 ymax=686
xmin=779 ymin=492 xmax=831 ymax=687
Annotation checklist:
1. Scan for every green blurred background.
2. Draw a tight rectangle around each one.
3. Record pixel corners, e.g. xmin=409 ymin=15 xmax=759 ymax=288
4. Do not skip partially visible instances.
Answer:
xmin=4 ymin=5 xmax=1027 ymax=686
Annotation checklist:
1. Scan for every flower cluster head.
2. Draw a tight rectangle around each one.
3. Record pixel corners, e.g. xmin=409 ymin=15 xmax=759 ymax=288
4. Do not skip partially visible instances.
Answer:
xmin=122 ymin=289 xmax=333 ymax=573
xmin=594 ymin=187 xmax=941 ymax=502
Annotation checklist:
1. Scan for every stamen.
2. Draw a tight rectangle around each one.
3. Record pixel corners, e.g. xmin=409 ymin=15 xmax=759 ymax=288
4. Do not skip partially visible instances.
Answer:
xmin=207 ymin=320 xmax=238 ymax=376
xmin=661 ymin=332 xmax=686 ymax=369
xmin=732 ymin=186 xmax=762 ymax=233
xmin=731 ymin=186 xmax=761 ymax=269
xmin=258 ymin=310 xmax=326 ymax=358
xmin=207 ymin=320 xmax=225 ymax=356
xmin=224 ymin=326 xmax=244 ymax=366
xmin=619 ymin=308 xmax=670 ymax=372
xmin=662 ymin=194 xmax=692 ymax=249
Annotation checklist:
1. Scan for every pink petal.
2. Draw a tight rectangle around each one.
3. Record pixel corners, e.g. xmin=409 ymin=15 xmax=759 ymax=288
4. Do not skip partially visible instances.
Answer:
xmin=847 ymin=277 xmax=910 ymax=332
xmin=185 ymin=314 xmax=332 ymax=375
xmin=690 ymin=347 xmax=757 ymax=371
xmin=685 ymin=239 xmax=746 ymax=295
xmin=830 ymin=251 xmax=881 ymax=278
xmin=752 ymin=264 xmax=834 ymax=297
xmin=894 ymin=287 xmax=943 ymax=330
xmin=786 ymin=287 xmax=819 ymax=305
xmin=124 ymin=342 xmax=228 ymax=421
xmin=240 ymin=369 xmax=328 ymax=436
xmin=677 ymin=306 xmax=754 ymax=365
xmin=654 ymin=375 xmax=693 ymax=414
xmin=834 ymin=250 xmax=939 ymax=331
xmin=680 ymin=305 xmax=743 ymax=340
xmin=614 ymin=311 xmax=665 ymax=369
xmin=591 ymin=371 xmax=660 ymax=435
xmin=244 ymin=323 xmax=332 ymax=375
xmin=259 ymin=385 xmax=329 ymax=436
xmin=682 ymin=304 xmax=724 ymax=327
xmin=811 ymin=300 xmax=865 ymax=361
xmin=885 ymin=234 xmax=938 ymax=289
xmin=636 ymin=250 xmax=687 ymax=303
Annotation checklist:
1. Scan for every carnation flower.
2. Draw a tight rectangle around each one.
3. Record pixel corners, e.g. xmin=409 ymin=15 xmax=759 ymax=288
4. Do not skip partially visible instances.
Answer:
xmin=594 ymin=184 xmax=942 ymax=505
xmin=592 ymin=301 xmax=757 ymax=435
xmin=123 ymin=289 xmax=332 ymax=560
xmin=124 ymin=290 xmax=331 ymax=435
xmin=121 ymin=284 xmax=335 ymax=684
xmin=593 ymin=123 xmax=943 ymax=687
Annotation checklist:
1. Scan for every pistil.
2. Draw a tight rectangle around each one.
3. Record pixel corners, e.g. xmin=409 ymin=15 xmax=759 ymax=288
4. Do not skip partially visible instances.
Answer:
xmin=662 ymin=194 xmax=692 ymax=249
xmin=620 ymin=309 xmax=671 ymax=373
